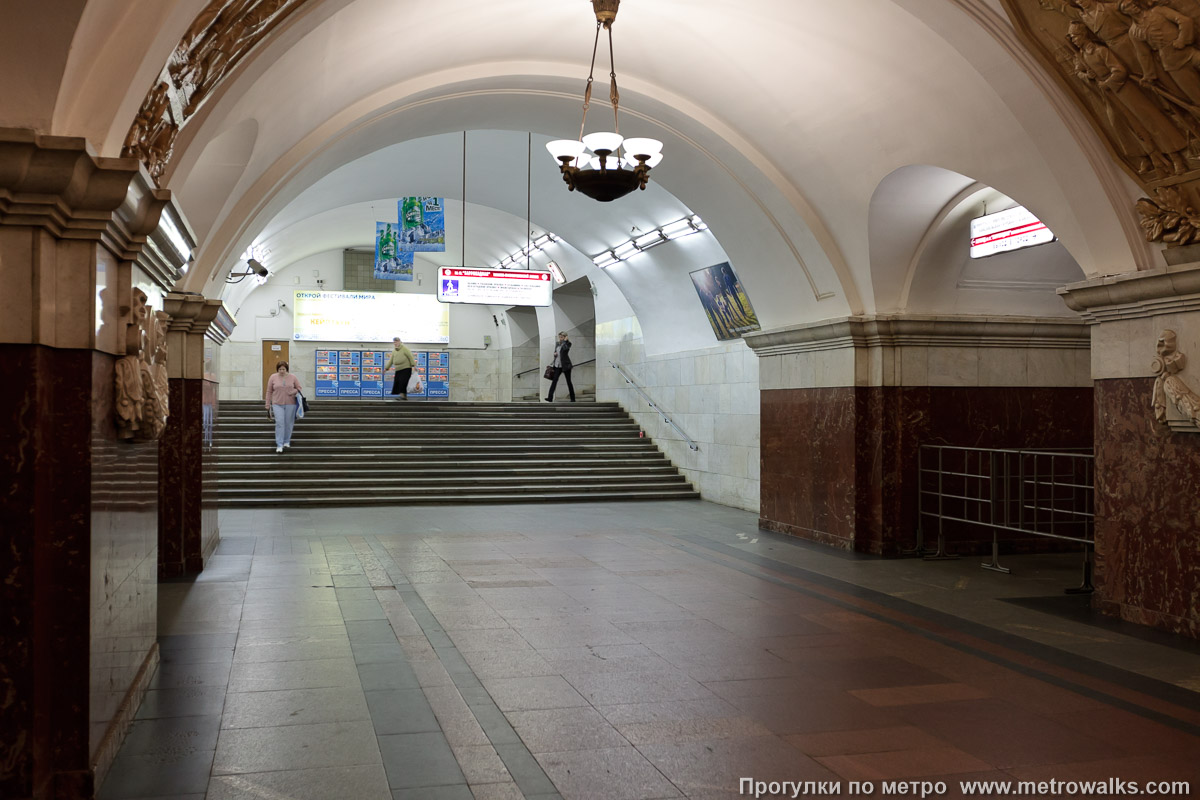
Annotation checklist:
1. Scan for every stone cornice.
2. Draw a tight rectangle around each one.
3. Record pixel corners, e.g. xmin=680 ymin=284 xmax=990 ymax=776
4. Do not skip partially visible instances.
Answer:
xmin=163 ymin=293 xmax=235 ymax=342
xmin=0 ymin=128 xmax=189 ymax=292
xmin=743 ymin=315 xmax=1089 ymax=357
xmin=1057 ymin=263 xmax=1200 ymax=323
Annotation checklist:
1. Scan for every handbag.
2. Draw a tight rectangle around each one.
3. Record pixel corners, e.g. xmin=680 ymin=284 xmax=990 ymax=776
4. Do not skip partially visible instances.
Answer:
xmin=543 ymin=366 xmax=556 ymax=380
xmin=297 ymin=392 xmax=310 ymax=412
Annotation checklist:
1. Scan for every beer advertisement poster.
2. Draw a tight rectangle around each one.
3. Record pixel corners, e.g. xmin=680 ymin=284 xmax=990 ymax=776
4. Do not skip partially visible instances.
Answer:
xmin=396 ymin=196 xmax=446 ymax=252
xmin=374 ymin=221 xmax=414 ymax=280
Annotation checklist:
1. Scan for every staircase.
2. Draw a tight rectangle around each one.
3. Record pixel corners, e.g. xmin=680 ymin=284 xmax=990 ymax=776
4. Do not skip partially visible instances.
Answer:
xmin=216 ymin=400 xmax=699 ymax=506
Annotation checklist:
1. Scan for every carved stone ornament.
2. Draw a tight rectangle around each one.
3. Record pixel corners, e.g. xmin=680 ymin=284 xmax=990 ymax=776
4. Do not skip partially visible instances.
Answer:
xmin=1151 ymin=328 xmax=1200 ymax=429
xmin=120 ymin=0 xmax=304 ymax=181
xmin=115 ymin=288 xmax=171 ymax=441
xmin=1001 ymin=0 xmax=1200 ymax=246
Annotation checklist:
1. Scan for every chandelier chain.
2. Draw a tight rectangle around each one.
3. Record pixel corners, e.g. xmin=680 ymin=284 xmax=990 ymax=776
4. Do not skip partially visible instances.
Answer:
xmin=579 ymin=21 xmax=603 ymax=142
xmin=607 ymin=24 xmax=620 ymax=135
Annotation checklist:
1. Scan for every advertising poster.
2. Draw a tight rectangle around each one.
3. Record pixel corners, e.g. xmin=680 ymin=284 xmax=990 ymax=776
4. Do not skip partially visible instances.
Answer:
xmin=293 ymin=290 xmax=449 ymax=344
xmin=408 ymin=351 xmax=428 ymax=399
xmin=425 ymin=352 xmax=450 ymax=398
xmin=360 ymin=350 xmax=386 ymax=397
xmin=315 ymin=350 xmax=339 ymax=397
xmin=319 ymin=349 xmax=449 ymax=400
xmin=436 ymin=267 xmax=552 ymax=307
xmin=689 ymin=262 xmax=761 ymax=341
xmin=337 ymin=350 xmax=362 ymax=396
xmin=397 ymin=196 xmax=446 ymax=252
xmin=374 ymin=222 xmax=414 ymax=280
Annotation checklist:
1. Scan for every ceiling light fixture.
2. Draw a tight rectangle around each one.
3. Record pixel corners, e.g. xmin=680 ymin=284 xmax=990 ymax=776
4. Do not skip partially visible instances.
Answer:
xmin=591 ymin=213 xmax=706 ymax=268
xmin=492 ymin=233 xmax=561 ymax=270
xmin=546 ymin=0 xmax=663 ymax=202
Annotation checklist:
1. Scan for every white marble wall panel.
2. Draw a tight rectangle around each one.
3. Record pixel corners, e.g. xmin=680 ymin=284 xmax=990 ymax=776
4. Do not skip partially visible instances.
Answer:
xmin=597 ymin=316 xmax=760 ymax=512
xmin=758 ymin=343 xmax=1090 ymax=390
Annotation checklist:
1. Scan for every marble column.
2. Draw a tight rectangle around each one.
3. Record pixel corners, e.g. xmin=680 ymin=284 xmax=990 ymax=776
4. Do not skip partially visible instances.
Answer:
xmin=746 ymin=316 xmax=1093 ymax=555
xmin=159 ymin=294 xmax=233 ymax=578
xmin=1060 ymin=265 xmax=1200 ymax=639
xmin=0 ymin=128 xmax=188 ymax=800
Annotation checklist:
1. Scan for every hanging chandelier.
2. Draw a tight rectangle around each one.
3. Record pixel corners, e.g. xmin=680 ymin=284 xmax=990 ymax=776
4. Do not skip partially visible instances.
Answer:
xmin=546 ymin=0 xmax=663 ymax=202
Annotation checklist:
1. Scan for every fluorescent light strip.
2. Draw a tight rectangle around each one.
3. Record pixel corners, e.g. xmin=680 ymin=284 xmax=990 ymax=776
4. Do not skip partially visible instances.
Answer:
xmin=589 ymin=214 xmax=706 ymax=267
xmin=492 ymin=233 xmax=562 ymax=269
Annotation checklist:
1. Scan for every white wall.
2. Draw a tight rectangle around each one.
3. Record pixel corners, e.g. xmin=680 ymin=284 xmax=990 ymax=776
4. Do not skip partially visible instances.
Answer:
xmin=220 ymin=249 xmax=502 ymax=399
xmin=598 ymin=316 xmax=760 ymax=512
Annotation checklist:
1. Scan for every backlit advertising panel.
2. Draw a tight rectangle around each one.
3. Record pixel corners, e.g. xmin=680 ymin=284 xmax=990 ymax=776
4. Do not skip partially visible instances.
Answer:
xmin=969 ymin=206 xmax=1054 ymax=259
xmin=437 ymin=267 xmax=552 ymax=307
xmin=293 ymin=290 xmax=449 ymax=343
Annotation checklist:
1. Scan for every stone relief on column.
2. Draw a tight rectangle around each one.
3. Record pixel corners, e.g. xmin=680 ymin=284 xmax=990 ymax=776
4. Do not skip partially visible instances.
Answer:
xmin=121 ymin=0 xmax=305 ymax=180
xmin=1151 ymin=328 xmax=1200 ymax=429
xmin=1003 ymin=1 xmax=1200 ymax=246
xmin=115 ymin=289 xmax=171 ymax=440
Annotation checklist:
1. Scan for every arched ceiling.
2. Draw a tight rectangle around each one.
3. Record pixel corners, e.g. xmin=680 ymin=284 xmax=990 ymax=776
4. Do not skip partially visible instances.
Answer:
xmin=22 ymin=0 xmax=1153 ymax=348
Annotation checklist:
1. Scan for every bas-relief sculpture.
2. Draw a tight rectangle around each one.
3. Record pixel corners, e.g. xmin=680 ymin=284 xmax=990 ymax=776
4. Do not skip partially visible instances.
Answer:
xmin=115 ymin=289 xmax=170 ymax=440
xmin=1151 ymin=328 xmax=1200 ymax=427
xmin=1005 ymin=0 xmax=1200 ymax=245
xmin=121 ymin=0 xmax=304 ymax=180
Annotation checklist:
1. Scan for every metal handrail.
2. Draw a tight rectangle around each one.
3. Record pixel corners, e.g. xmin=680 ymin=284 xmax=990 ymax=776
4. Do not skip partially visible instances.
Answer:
xmin=609 ymin=360 xmax=699 ymax=451
xmin=515 ymin=358 xmax=596 ymax=378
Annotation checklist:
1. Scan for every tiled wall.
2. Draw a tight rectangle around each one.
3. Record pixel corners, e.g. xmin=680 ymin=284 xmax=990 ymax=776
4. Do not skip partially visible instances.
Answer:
xmin=597 ymin=317 xmax=760 ymax=512
xmin=342 ymin=250 xmax=397 ymax=292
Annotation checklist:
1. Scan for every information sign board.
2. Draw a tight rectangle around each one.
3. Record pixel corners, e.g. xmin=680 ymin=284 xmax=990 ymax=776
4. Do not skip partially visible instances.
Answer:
xmin=437 ymin=267 xmax=552 ymax=307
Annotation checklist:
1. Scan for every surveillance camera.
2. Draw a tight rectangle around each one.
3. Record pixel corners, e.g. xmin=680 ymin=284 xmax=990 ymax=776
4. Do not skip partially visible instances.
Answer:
xmin=247 ymin=258 xmax=269 ymax=277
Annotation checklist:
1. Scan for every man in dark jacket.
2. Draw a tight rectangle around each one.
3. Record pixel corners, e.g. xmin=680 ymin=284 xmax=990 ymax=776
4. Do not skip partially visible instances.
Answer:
xmin=546 ymin=331 xmax=575 ymax=402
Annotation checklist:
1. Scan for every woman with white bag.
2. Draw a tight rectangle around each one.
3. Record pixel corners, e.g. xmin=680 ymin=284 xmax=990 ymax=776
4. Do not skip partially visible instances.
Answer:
xmin=386 ymin=337 xmax=416 ymax=400
xmin=264 ymin=361 xmax=303 ymax=452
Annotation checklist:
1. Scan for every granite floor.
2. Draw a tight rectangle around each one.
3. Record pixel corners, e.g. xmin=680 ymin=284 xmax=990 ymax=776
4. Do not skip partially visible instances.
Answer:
xmin=101 ymin=501 xmax=1200 ymax=800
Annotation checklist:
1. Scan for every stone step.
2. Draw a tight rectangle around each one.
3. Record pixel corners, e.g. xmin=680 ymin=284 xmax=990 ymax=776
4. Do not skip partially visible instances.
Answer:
xmin=219 ymin=463 xmax=679 ymax=479
xmin=217 ymin=399 xmax=692 ymax=507
xmin=219 ymin=473 xmax=690 ymax=490
xmin=218 ymin=487 xmax=701 ymax=507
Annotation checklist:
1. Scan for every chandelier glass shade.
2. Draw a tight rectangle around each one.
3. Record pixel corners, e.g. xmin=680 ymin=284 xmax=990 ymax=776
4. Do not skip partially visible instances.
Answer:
xmin=546 ymin=1 xmax=663 ymax=202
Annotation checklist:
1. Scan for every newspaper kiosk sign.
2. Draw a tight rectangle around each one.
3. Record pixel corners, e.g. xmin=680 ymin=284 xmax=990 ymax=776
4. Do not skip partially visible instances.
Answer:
xmin=969 ymin=206 xmax=1054 ymax=259
xmin=437 ymin=267 xmax=552 ymax=307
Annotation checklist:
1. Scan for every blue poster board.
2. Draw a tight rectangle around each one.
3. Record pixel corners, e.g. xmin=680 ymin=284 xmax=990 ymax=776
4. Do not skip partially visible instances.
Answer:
xmin=337 ymin=350 xmax=362 ymax=397
xmin=409 ymin=352 xmax=428 ymax=399
xmin=361 ymin=350 xmax=386 ymax=397
xmin=315 ymin=350 xmax=339 ymax=397
xmin=426 ymin=351 xmax=450 ymax=398
xmin=317 ymin=349 xmax=448 ymax=399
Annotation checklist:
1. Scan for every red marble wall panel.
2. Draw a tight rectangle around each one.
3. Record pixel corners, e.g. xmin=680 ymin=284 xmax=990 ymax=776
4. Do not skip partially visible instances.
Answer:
xmin=760 ymin=388 xmax=857 ymax=549
xmin=0 ymin=344 xmax=95 ymax=800
xmin=157 ymin=380 xmax=186 ymax=577
xmin=761 ymin=386 xmax=1094 ymax=556
xmin=1094 ymin=378 xmax=1200 ymax=639
xmin=159 ymin=378 xmax=216 ymax=576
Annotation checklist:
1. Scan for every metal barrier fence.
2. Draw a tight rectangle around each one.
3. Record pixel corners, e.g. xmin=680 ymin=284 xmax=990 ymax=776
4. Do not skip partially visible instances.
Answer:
xmin=906 ymin=445 xmax=1095 ymax=593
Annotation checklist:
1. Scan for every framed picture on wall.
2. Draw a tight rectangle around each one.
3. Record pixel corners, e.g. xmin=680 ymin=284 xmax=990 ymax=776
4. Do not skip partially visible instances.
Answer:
xmin=689 ymin=262 xmax=761 ymax=341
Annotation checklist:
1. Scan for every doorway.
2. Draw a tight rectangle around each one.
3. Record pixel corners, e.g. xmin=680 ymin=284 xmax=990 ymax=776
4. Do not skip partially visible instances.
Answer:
xmin=261 ymin=340 xmax=290 ymax=395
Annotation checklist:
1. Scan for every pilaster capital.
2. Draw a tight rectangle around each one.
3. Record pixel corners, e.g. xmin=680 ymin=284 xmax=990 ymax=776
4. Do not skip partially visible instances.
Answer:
xmin=1057 ymin=263 xmax=1200 ymax=323
xmin=163 ymin=293 xmax=236 ymax=342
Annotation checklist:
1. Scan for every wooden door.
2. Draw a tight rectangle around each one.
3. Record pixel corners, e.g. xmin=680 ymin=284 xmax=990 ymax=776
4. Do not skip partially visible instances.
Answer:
xmin=261 ymin=340 xmax=290 ymax=397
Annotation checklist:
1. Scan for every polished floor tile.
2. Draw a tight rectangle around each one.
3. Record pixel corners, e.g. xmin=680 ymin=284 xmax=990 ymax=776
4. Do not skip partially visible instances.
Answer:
xmin=98 ymin=501 xmax=1200 ymax=800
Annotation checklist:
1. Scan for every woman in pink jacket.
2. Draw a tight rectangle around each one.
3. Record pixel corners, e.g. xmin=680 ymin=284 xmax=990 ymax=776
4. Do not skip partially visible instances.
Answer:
xmin=264 ymin=361 xmax=303 ymax=453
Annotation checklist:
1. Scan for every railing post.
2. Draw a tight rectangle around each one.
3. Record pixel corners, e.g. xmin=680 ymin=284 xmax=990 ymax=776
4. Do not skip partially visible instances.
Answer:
xmin=981 ymin=449 xmax=1010 ymax=574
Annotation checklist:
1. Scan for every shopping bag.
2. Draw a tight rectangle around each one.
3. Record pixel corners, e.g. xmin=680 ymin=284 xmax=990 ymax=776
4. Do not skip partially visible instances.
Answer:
xmin=407 ymin=373 xmax=423 ymax=394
